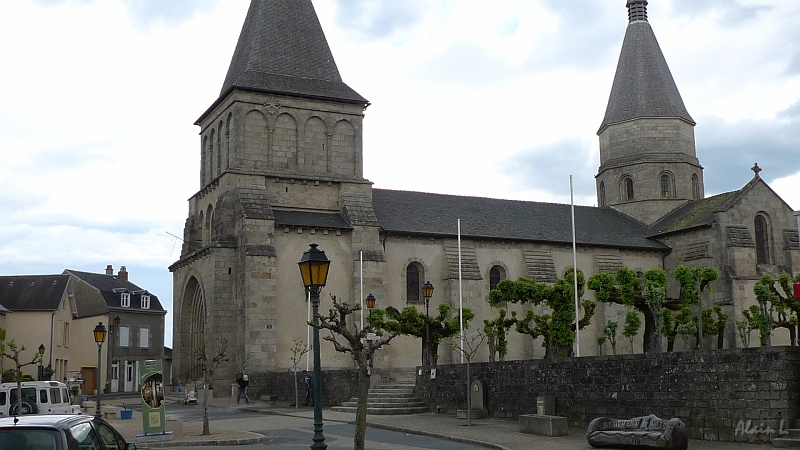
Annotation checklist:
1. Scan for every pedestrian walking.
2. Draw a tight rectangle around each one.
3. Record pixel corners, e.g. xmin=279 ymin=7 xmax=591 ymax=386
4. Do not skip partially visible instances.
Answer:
xmin=302 ymin=370 xmax=313 ymax=406
xmin=236 ymin=374 xmax=251 ymax=405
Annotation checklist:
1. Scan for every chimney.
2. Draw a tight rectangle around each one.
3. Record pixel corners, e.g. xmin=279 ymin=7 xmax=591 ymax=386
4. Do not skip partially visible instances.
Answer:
xmin=105 ymin=265 xmax=113 ymax=275
xmin=118 ymin=266 xmax=128 ymax=281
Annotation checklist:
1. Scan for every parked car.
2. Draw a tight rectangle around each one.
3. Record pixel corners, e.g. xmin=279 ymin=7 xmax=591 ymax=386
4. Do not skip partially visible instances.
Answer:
xmin=0 ymin=381 xmax=82 ymax=417
xmin=0 ymin=414 xmax=136 ymax=450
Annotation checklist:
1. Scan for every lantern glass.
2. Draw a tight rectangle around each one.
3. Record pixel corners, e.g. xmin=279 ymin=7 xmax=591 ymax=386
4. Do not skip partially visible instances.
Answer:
xmin=93 ymin=322 xmax=107 ymax=344
xmin=298 ymin=243 xmax=331 ymax=288
xmin=365 ymin=293 xmax=376 ymax=310
xmin=422 ymin=281 xmax=434 ymax=301
xmin=114 ymin=316 xmax=121 ymax=327
xmin=38 ymin=344 xmax=45 ymax=356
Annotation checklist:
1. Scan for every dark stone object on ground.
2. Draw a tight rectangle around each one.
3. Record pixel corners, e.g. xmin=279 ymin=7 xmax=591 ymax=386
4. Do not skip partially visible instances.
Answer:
xmin=587 ymin=414 xmax=688 ymax=449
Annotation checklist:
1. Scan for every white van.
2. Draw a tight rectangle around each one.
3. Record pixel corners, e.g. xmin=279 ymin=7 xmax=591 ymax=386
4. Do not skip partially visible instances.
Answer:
xmin=0 ymin=381 xmax=81 ymax=416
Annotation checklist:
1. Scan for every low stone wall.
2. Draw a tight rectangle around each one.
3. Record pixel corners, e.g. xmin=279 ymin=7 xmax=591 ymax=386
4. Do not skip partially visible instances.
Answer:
xmin=417 ymin=346 xmax=800 ymax=443
xmin=248 ymin=369 xmax=361 ymax=407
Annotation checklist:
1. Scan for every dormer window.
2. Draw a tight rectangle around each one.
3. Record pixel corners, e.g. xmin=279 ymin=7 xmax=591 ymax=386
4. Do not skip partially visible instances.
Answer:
xmin=141 ymin=295 xmax=150 ymax=310
xmin=120 ymin=292 xmax=130 ymax=308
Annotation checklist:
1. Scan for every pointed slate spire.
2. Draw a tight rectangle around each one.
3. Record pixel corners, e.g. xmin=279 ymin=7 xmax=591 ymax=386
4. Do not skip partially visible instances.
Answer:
xmin=597 ymin=1 xmax=694 ymax=133
xmin=219 ymin=0 xmax=367 ymax=105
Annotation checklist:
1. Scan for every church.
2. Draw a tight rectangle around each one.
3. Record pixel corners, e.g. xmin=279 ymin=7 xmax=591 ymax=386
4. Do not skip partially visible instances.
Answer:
xmin=169 ymin=0 xmax=800 ymax=389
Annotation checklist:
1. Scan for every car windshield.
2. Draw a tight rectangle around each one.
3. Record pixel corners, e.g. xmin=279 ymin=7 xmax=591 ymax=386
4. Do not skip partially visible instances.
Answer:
xmin=0 ymin=428 xmax=60 ymax=450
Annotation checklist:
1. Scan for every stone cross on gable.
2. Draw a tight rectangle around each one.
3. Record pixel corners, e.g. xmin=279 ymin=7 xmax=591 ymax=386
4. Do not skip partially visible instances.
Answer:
xmin=751 ymin=162 xmax=762 ymax=177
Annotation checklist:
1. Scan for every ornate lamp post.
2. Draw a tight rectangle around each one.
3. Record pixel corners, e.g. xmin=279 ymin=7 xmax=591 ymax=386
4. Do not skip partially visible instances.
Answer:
xmin=422 ymin=281 xmax=434 ymax=366
xmin=38 ymin=344 xmax=45 ymax=380
xmin=298 ymin=243 xmax=331 ymax=450
xmin=93 ymin=322 xmax=107 ymax=420
xmin=365 ymin=293 xmax=376 ymax=372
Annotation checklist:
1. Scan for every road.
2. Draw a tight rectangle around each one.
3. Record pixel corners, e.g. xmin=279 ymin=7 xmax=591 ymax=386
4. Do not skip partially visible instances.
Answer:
xmin=160 ymin=402 xmax=490 ymax=449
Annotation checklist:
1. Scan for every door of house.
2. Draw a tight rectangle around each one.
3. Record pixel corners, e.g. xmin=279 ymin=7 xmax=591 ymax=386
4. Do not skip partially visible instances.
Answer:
xmin=83 ymin=367 xmax=97 ymax=396
xmin=124 ymin=362 xmax=135 ymax=392
xmin=111 ymin=363 xmax=119 ymax=393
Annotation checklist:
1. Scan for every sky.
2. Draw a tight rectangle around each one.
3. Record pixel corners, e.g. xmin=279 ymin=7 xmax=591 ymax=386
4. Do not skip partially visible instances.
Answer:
xmin=1 ymin=0 xmax=799 ymax=348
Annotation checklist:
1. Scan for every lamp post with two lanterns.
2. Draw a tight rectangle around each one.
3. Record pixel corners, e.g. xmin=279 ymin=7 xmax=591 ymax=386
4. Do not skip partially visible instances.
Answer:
xmin=298 ymin=243 xmax=331 ymax=450
xmin=37 ymin=344 xmax=45 ymax=380
xmin=93 ymin=322 xmax=107 ymax=420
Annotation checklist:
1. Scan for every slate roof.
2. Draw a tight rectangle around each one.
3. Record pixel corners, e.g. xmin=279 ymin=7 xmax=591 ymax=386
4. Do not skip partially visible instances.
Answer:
xmin=64 ymin=269 xmax=165 ymax=313
xmin=0 ymin=274 xmax=69 ymax=311
xmin=273 ymin=210 xmax=352 ymax=230
xmin=598 ymin=2 xmax=694 ymax=133
xmin=208 ymin=0 xmax=367 ymax=119
xmin=371 ymin=189 xmax=667 ymax=251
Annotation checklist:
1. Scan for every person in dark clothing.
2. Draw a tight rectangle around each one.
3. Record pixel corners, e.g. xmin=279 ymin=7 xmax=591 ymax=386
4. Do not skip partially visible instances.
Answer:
xmin=302 ymin=370 xmax=313 ymax=406
xmin=236 ymin=374 xmax=251 ymax=405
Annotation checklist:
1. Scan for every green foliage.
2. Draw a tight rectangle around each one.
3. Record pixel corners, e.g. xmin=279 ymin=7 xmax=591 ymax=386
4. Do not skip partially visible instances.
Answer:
xmin=491 ymin=267 xmax=593 ymax=358
xmin=622 ymin=311 xmax=641 ymax=350
xmin=660 ymin=265 xmax=719 ymax=351
xmin=751 ymin=273 xmax=799 ymax=346
xmin=603 ymin=321 xmax=618 ymax=355
xmin=483 ymin=309 xmax=517 ymax=362
xmin=735 ymin=318 xmax=751 ymax=347
xmin=387 ymin=303 xmax=475 ymax=344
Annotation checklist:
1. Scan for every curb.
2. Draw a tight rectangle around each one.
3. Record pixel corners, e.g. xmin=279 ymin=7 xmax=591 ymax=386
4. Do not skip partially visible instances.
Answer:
xmin=136 ymin=432 xmax=268 ymax=448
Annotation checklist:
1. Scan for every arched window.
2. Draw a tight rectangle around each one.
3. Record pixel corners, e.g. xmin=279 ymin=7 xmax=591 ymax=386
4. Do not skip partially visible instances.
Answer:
xmin=598 ymin=182 xmax=606 ymax=207
xmin=406 ymin=262 xmax=423 ymax=303
xmin=755 ymin=215 xmax=770 ymax=264
xmin=691 ymin=174 xmax=700 ymax=200
xmin=489 ymin=265 xmax=506 ymax=292
xmin=621 ymin=176 xmax=634 ymax=201
xmin=659 ymin=172 xmax=674 ymax=198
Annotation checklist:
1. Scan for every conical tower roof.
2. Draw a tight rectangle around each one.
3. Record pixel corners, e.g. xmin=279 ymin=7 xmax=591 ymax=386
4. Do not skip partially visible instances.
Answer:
xmin=219 ymin=0 xmax=367 ymax=105
xmin=598 ymin=0 xmax=694 ymax=134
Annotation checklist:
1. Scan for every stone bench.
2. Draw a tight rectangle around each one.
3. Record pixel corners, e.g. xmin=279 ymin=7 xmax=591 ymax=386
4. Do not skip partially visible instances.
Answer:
xmin=586 ymin=414 xmax=688 ymax=450
xmin=519 ymin=414 xmax=568 ymax=437
xmin=100 ymin=405 xmax=121 ymax=419
xmin=259 ymin=394 xmax=278 ymax=406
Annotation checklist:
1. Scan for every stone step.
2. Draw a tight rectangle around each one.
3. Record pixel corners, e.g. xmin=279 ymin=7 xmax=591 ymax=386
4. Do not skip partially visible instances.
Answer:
xmin=339 ymin=401 xmax=426 ymax=409
xmin=368 ymin=390 xmax=415 ymax=397
xmin=787 ymin=429 xmax=800 ymax=438
xmin=330 ymin=405 xmax=429 ymax=415
xmin=346 ymin=397 xmax=423 ymax=405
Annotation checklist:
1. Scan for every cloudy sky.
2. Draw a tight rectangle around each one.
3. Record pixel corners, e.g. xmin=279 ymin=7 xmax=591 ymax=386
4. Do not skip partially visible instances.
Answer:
xmin=1 ymin=0 xmax=798 ymax=347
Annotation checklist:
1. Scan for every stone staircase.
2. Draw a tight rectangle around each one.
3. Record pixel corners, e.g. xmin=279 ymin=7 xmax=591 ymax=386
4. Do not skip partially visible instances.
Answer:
xmin=773 ymin=422 xmax=800 ymax=448
xmin=332 ymin=382 xmax=428 ymax=415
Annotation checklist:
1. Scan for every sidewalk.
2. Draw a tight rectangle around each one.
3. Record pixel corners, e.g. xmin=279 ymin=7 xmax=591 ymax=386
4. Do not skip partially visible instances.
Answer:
xmin=101 ymin=395 xmax=774 ymax=449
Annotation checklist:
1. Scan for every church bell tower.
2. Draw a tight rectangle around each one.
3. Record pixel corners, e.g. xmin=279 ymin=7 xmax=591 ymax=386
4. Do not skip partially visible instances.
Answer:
xmin=596 ymin=0 xmax=705 ymax=225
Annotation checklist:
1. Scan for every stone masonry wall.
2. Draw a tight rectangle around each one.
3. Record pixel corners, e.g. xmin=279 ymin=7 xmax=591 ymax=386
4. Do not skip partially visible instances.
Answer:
xmin=249 ymin=369 xmax=361 ymax=407
xmin=417 ymin=346 xmax=800 ymax=443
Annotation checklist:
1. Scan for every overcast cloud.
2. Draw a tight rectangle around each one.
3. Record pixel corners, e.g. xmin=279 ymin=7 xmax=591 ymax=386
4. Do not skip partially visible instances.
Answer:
xmin=1 ymin=0 xmax=798 ymax=347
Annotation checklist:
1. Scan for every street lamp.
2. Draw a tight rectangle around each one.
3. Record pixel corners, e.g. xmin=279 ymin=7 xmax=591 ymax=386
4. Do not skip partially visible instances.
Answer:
xmin=298 ymin=243 xmax=331 ymax=450
xmin=422 ymin=281 xmax=434 ymax=366
xmin=38 ymin=344 xmax=45 ymax=381
xmin=93 ymin=322 xmax=107 ymax=420
xmin=365 ymin=293 xmax=376 ymax=373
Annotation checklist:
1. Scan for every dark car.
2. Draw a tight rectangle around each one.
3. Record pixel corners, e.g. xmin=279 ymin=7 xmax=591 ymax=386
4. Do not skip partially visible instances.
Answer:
xmin=0 ymin=414 xmax=136 ymax=450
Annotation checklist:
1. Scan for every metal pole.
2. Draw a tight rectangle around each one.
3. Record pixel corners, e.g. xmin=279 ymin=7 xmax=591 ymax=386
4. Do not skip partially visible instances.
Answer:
xmin=310 ymin=289 xmax=326 ymax=450
xmin=425 ymin=301 xmax=430 ymax=367
xmin=95 ymin=343 xmax=103 ymax=420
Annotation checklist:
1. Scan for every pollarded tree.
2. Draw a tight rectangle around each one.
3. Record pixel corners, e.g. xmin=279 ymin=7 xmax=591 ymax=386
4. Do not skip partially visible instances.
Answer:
xmin=588 ymin=268 xmax=665 ymax=353
xmin=622 ymin=311 xmax=641 ymax=352
xmin=312 ymin=294 xmax=408 ymax=450
xmin=489 ymin=267 xmax=595 ymax=359
xmin=390 ymin=303 xmax=475 ymax=367
xmin=753 ymin=273 xmax=799 ymax=346
xmin=483 ymin=309 xmax=517 ymax=362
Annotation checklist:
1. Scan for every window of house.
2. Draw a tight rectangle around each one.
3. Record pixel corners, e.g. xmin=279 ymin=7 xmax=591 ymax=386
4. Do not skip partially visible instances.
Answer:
xmin=141 ymin=295 xmax=150 ymax=309
xmin=140 ymin=327 xmax=150 ymax=348
xmin=621 ymin=176 xmax=634 ymax=201
xmin=121 ymin=292 xmax=130 ymax=308
xmin=63 ymin=322 xmax=69 ymax=347
xmin=119 ymin=326 xmax=130 ymax=348
xmin=755 ymin=214 xmax=770 ymax=264
xmin=489 ymin=265 xmax=506 ymax=292
xmin=691 ymin=174 xmax=700 ymax=200
xmin=406 ymin=262 xmax=423 ymax=303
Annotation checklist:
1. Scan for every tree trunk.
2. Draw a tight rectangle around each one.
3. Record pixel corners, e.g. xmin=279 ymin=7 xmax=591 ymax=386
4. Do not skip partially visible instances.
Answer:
xmin=637 ymin=303 xmax=657 ymax=353
xmin=353 ymin=364 xmax=371 ymax=450
xmin=202 ymin=378 xmax=210 ymax=435
xmin=293 ymin=367 xmax=299 ymax=408
xmin=466 ymin=360 xmax=472 ymax=427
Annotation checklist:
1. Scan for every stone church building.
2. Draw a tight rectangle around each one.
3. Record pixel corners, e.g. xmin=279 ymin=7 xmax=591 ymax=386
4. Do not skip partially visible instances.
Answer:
xmin=169 ymin=0 xmax=800 ymax=388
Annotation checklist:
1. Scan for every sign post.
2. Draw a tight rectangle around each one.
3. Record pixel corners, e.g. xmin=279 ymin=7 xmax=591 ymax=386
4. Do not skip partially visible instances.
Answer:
xmin=139 ymin=360 xmax=165 ymax=435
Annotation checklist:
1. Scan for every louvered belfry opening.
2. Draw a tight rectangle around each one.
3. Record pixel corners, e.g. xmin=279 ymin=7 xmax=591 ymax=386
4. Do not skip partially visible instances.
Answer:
xmin=627 ymin=0 xmax=648 ymax=23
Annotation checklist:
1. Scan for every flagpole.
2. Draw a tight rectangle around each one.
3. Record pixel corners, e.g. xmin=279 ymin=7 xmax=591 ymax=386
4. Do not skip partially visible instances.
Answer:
xmin=570 ymin=175 xmax=580 ymax=357
xmin=307 ymin=289 xmax=311 ymax=370
xmin=360 ymin=250 xmax=364 ymax=330
xmin=458 ymin=219 xmax=464 ymax=363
